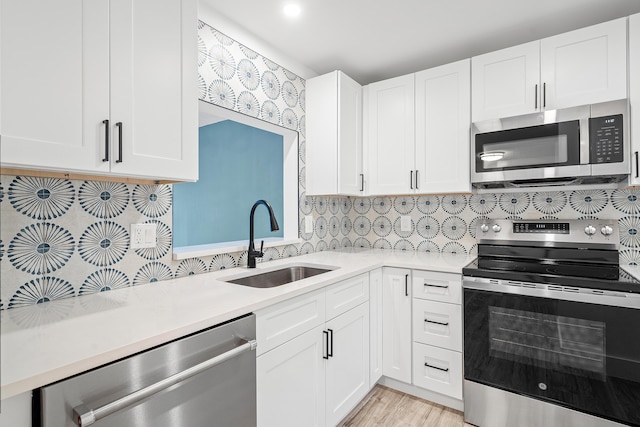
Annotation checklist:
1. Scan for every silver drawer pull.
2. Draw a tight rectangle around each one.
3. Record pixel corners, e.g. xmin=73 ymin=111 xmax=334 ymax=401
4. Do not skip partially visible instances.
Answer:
xmin=72 ymin=339 xmax=257 ymax=426
xmin=425 ymin=363 xmax=449 ymax=372
xmin=425 ymin=319 xmax=449 ymax=326
xmin=424 ymin=283 xmax=449 ymax=289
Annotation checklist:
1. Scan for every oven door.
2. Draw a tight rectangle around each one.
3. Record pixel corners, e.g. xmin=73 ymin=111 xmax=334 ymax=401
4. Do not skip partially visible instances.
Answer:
xmin=463 ymin=282 xmax=640 ymax=426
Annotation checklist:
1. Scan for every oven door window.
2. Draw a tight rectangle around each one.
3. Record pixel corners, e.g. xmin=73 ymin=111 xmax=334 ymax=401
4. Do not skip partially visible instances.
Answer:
xmin=464 ymin=289 xmax=640 ymax=426
xmin=475 ymin=120 xmax=581 ymax=172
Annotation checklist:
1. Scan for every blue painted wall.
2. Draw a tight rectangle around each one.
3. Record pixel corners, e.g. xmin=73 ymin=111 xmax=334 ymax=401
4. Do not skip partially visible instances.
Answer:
xmin=173 ymin=120 xmax=284 ymax=247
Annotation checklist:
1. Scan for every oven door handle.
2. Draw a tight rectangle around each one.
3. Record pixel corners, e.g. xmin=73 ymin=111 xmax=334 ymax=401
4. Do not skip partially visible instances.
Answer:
xmin=425 ymin=319 xmax=449 ymax=326
xmin=72 ymin=338 xmax=257 ymax=426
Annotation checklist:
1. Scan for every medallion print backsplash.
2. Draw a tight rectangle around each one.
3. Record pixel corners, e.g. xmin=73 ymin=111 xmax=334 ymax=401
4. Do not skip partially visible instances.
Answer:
xmin=1 ymin=21 xmax=639 ymax=310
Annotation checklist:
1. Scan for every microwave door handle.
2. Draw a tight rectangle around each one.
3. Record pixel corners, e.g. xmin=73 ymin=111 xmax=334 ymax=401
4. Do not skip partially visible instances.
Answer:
xmin=579 ymin=118 xmax=590 ymax=164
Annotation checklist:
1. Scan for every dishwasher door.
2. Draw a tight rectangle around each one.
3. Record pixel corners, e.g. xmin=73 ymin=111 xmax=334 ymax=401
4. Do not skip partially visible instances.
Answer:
xmin=37 ymin=314 xmax=256 ymax=427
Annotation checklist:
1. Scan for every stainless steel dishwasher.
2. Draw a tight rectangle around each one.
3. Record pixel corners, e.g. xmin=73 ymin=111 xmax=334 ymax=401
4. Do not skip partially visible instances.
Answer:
xmin=36 ymin=314 xmax=256 ymax=427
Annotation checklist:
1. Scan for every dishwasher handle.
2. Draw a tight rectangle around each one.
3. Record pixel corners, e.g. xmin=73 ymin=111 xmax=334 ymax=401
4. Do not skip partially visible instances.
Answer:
xmin=73 ymin=338 xmax=257 ymax=427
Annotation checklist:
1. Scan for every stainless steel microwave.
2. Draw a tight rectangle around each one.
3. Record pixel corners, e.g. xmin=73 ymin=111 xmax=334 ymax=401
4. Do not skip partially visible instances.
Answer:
xmin=471 ymin=99 xmax=629 ymax=189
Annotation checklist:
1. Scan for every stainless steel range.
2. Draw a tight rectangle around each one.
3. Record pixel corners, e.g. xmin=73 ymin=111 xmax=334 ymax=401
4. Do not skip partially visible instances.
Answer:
xmin=462 ymin=219 xmax=640 ymax=427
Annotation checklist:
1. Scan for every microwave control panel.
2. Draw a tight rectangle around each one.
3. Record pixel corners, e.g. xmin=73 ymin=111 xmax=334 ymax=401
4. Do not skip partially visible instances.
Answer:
xmin=590 ymin=114 xmax=623 ymax=164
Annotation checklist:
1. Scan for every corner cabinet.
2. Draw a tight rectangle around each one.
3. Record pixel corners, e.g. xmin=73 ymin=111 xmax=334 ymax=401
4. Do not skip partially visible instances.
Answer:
xmin=365 ymin=74 xmax=415 ymax=195
xmin=256 ymin=273 xmax=370 ymax=427
xmin=472 ymin=17 xmax=627 ymax=122
xmin=365 ymin=62 xmax=471 ymax=196
xmin=630 ymin=13 xmax=640 ymax=185
xmin=306 ymin=71 xmax=363 ymax=196
xmin=0 ymin=0 xmax=198 ymax=182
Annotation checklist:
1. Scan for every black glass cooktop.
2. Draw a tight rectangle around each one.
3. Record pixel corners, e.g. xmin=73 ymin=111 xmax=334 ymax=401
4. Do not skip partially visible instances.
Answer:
xmin=463 ymin=245 xmax=640 ymax=294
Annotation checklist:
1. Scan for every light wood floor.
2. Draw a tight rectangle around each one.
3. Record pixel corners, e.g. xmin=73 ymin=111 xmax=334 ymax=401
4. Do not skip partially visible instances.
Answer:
xmin=338 ymin=385 xmax=475 ymax=427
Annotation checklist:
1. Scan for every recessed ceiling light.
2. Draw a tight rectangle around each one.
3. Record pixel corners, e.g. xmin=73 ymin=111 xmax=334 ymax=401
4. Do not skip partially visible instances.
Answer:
xmin=283 ymin=3 xmax=301 ymax=17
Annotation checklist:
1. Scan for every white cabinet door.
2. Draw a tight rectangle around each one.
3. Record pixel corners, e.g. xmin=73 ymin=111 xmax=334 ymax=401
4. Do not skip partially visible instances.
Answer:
xmin=0 ymin=0 xmax=197 ymax=181
xmin=366 ymin=74 xmax=415 ymax=195
xmin=540 ymin=18 xmax=627 ymax=111
xmin=630 ymin=13 xmax=640 ymax=186
xmin=412 ymin=342 xmax=463 ymax=399
xmin=415 ymin=59 xmax=471 ymax=194
xmin=109 ymin=0 xmax=197 ymax=181
xmin=306 ymin=71 xmax=362 ymax=196
xmin=412 ymin=299 xmax=462 ymax=352
xmin=0 ymin=392 xmax=32 ymax=427
xmin=325 ymin=302 xmax=370 ymax=427
xmin=369 ymin=268 xmax=383 ymax=386
xmin=382 ymin=267 xmax=412 ymax=383
xmin=0 ymin=0 xmax=110 ymax=173
xmin=471 ymin=41 xmax=540 ymax=122
xmin=257 ymin=325 xmax=326 ymax=427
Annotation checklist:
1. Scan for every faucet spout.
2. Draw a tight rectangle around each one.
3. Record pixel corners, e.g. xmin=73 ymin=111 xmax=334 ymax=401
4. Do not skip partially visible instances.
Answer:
xmin=248 ymin=200 xmax=280 ymax=268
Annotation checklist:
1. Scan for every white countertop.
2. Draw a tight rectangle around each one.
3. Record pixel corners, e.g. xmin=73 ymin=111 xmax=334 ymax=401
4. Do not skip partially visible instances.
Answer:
xmin=0 ymin=249 xmax=472 ymax=400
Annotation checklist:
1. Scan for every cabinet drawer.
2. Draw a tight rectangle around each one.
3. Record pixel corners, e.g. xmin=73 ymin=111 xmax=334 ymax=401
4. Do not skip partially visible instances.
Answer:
xmin=412 ymin=342 xmax=462 ymax=399
xmin=412 ymin=271 xmax=461 ymax=304
xmin=256 ymin=289 xmax=325 ymax=355
xmin=412 ymin=299 xmax=462 ymax=351
xmin=326 ymin=273 xmax=369 ymax=320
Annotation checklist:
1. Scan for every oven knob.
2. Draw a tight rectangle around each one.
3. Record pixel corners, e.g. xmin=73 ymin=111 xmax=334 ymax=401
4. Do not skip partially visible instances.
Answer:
xmin=492 ymin=224 xmax=501 ymax=232
xmin=601 ymin=225 xmax=613 ymax=236
xmin=584 ymin=225 xmax=597 ymax=236
xmin=480 ymin=224 xmax=489 ymax=233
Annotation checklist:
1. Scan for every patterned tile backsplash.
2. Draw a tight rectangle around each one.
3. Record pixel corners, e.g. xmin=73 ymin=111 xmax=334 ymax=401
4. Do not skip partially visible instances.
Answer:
xmin=1 ymin=21 xmax=639 ymax=310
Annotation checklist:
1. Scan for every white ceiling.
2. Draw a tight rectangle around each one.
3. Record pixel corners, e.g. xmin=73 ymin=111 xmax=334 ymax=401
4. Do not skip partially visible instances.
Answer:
xmin=201 ymin=0 xmax=640 ymax=85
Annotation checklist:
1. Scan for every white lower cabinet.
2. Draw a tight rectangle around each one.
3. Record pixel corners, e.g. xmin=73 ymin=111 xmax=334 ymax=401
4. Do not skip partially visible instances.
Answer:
xmin=412 ymin=343 xmax=463 ymax=399
xmin=325 ymin=303 xmax=370 ymax=427
xmin=256 ymin=273 xmax=371 ymax=427
xmin=369 ymin=268 xmax=384 ymax=385
xmin=381 ymin=268 xmax=412 ymax=383
xmin=380 ymin=268 xmax=463 ymax=407
xmin=257 ymin=325 xmax=326 ymax=427
xmin=0 ymin=392 xmax=31 ymax=427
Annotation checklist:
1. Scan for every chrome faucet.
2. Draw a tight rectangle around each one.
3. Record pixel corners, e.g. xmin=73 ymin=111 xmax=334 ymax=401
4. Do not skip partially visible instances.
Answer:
xmin=248 ymin=199 xmax=280 ymax=268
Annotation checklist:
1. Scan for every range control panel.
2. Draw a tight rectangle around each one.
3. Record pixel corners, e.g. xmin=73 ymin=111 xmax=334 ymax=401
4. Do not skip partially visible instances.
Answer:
xmin=477 ymin=219 xmax=619 ymax=246
xmin=590 ymin=114 xmax=623 ymax=164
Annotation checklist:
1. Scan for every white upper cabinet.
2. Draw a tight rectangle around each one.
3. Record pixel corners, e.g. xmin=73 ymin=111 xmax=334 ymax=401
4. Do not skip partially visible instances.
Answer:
xmin=630 ymin=13 xmax=640 ymax=186
xmin=306 ymin=70 xmax=363 ymax=196
xmin=540 ymin=18 xmax=627 ymax=110
xmin=365 ymin=74 xmax=415 ymax=195
xmin=471 ymin=41 xmax=540 ymax=122
xmin=415 ymin=59 xmax=471 ymax=194
xmin=472 ymin=17 xmax=628 ymax=122
xmin=1 ymin=0 xmax=110 ymax=174
xmin=0 ymin=0 xmax=198 ymax=181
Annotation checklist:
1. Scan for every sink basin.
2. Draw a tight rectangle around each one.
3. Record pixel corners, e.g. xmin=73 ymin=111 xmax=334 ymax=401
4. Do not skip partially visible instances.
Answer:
xmin=225 ymin=266 xmax=334 ymax=288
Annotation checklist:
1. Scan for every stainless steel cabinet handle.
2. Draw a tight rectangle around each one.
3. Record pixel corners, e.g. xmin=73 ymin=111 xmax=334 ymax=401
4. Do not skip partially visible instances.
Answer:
xmin=543 ymin=82 xmax=546 ymax=108
xmin=635 ymin=151 xmax=639 ymax=178
xmin=425 ymin=319 xmax=449 ymax=326
xmin=360 ymin=173 xmax=364 ymax=192
xmin=410 ymin=170 xmax=414 ymax=190
xmin=415 ymin=170 xmax=419 ymax=190
xmin=72 ymin=338 xmax=257 ymax=426
xmin=102 ymin=119 xmax=110 ymax=162
xmin=535 ymin=84 xmax=538 ymax=109
xmin=425 ymin=363 xmax=449 ymax=372
xmin=115 ymin=122 xmax=123 ymax=163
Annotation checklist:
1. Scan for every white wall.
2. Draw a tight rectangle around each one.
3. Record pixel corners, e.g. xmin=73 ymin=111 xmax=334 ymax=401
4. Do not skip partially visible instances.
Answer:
xmin=198 ymin=1 xmax=318 ymax=80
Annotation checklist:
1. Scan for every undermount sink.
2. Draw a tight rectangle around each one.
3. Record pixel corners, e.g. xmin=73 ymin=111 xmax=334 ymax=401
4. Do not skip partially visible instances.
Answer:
xmin=225 ymin=265 xmax=335 ymax=288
